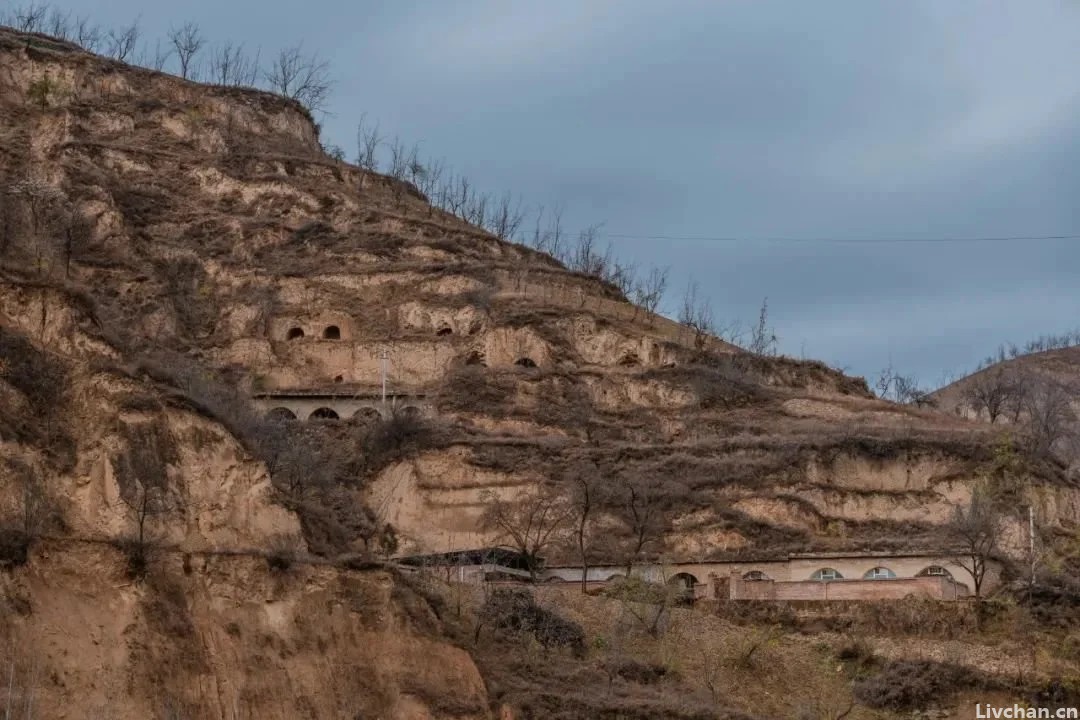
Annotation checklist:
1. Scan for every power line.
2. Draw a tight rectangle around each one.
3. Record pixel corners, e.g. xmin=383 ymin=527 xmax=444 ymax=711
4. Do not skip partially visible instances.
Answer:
xmin=600 ymin=233 xmax=1080 ymax=245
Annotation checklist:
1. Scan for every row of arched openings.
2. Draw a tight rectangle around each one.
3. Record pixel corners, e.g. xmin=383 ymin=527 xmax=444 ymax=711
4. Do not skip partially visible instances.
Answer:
xmin=286 ymin=325 xmax=457 ymax=341
xmin=600 ymin=565 xmax=956 ymax=587
xmin=286 ymin=325 xmax=341 ymax=341
xmin=798 ymin=566 xmax=952 ymax=582
xmin=266 ymin=406 xmax=421 ymax=422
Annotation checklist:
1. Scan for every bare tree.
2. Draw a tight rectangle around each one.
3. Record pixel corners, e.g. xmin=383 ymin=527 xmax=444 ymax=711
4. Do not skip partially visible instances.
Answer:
xmin=264 ymin=45 xmax=332 ymax=113
xmin=141 ymin=39 xmax=173 ymax=72
xmin=489 ymin=192 xmax=526 ymax=241
xmin=567 ymin=223 xmax=611 ymax=278
xmin=480 ymin=484 xmax=572 ymax=582
xmin=168 ymin=22 xmax=205 ymax=80
xmin=748 ymin=297 xmax=778 ymax=356
xmin=948 ymin=485 xmax=1003 ymax=599
xmin=678 ymin=279 xmax=715 ymax=350
xmin=209 ymin=42 xmax=260 ymax=87
xmin=566 ymin=461 xmax=604 ymax=594
xmin=963 ymin=366 xmax=1021 ymax=423
xmin=106 ymin=19 xmax=140 ymax=62
xmin=355 ymin=113 xmax=383 ymax=171
xmin=12 ymin=2 xmax=47 ymax=32
xmin=113 ymin=422 xmax=177 ymax=574
xmin=74 ymin=16 xmax=102 ymax=53
xmin=632 ymin=265 xmax=668 ymax=318
xmin=464 ymin=190 xmax=490 ymax=228
xmin=45 ymin=6 xmax=71 ymax=39
xmin=1023 ymin=378 xmax=1077 ymax=459
xmin=614 ymin=473 xmax=667 ymax=576
xmin=7 ymin=178 xmax=68 ymax=276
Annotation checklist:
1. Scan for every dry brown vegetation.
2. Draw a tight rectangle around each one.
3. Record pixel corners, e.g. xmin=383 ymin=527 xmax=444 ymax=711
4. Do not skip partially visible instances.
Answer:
xmin=1 ymin=19 xmax=1079 ymax=719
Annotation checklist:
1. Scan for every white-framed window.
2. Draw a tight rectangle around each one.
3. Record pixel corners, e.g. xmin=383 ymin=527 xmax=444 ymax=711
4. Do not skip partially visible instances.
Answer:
xmin=918 ymin=565 xmax=951 ymax=577
xmin=811 ymin=568 xmax=843 ymax=581
xmin=863 ymin=567 xmax=897 ymax=580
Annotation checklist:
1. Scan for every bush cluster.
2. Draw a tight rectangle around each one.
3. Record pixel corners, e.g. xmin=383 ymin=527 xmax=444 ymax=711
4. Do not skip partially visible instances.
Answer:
xmin=481 ymin=588 xmax=585 ymax=657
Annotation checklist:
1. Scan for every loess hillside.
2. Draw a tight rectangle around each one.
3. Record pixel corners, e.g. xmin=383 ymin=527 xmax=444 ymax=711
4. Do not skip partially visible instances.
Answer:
xmin=1 ymin=26 xmax=1077 ymax=569
xmin=2 ymin=26 xmax=1080 ymax=720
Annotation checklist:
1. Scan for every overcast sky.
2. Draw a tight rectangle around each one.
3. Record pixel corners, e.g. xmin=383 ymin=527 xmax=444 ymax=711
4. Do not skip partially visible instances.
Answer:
xmin=13 ymin=0 xmax=1080 ymax=387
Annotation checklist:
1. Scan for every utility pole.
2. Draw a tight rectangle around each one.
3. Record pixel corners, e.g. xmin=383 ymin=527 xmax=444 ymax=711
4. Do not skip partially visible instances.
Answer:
xmin=1029 ymin=504 xmax=1036 ymax=599
xmin=380 ymin=348 xmax=388 ymax=404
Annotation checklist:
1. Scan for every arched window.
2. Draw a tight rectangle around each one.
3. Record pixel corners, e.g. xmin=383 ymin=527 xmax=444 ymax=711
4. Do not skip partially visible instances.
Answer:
xmin=323 ymin=325 xmax=341 ymax=340
xmin=743 ymin=570 xmax=769 ymax=581
xmin=811 ymin=568 xmax=843 ymax=581
xmin=863 ymin=567 xmax=896 ymax=580
xmin=286 ymin=327 xmax=304 ymax=340
xmin=352 ymin=407 xmax=382 ymax=424
xmin=917 ymin=566 xmax=952 ymax=578
xmin=266 ymin=407 xmax=297 ymax=421
xmin=668 ymin=572 xmax=699 ymax=589
xmin=515 ymin=357 xmax=537 ymax=368
xmin=309 ymin=407 xmax=339 ymax=420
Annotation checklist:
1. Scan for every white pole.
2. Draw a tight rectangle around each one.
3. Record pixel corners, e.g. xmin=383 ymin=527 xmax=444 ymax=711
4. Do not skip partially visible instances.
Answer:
xmin=380 ymin=349 xmax=388 ymax=404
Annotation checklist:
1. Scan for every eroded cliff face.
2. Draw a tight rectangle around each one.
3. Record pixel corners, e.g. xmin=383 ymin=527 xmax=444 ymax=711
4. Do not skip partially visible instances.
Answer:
xmin=1 ymin=25 xmax=1073 ymax=567
xmin=1 ymin=544 xmax=490 ymax=720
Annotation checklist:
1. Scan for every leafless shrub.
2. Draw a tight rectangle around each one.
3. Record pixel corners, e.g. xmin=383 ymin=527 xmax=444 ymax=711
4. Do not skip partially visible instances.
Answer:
xmin=477 ymin=588 xmax=585 ymax=657
xmin=489 ymin=192 xmax=526 ymax=241
xmin=949 ymin=484 xmax=1003 ymax=599
xmin=113 ymin=421 xmax=179 ymax=577
xmin=355 ymin=113 xmax=383 ymax=171
xmin=853 ymin=660 xmax=983 ymax=711
xmin=263 ymin=44 xmax=332 ymax=113
xmin=963 ymin=366 xmax=1023 ymax=423
xmin=167 ymin=21 xmax=204 ymax=80
xmin=611 ymin=473 xmax=669 ymax=575
xmin=106 ymin=19 xmax=140 ymax=62
xmin=678 ymin=279 xmax=715 ymax=350
xmin=1022 ymin=378 xmax=1078 ymax=460
xmin=140 ymin=39 xmax=173 ymax=72
xmin=10 ymin=2 xmax=47 ymax=32
xmin=45 ymin=5 xmax=70 ymax=39
xmin=747 ymin=297 xmax=778 ymax=356
xmin=632 ymin=265 xmax=668 ymax=319
xmin=73 ymin=16 xmax=102 ymax=52
xmin=266 ymin=533 xmax=301 ymax=571
xmin=208 ymin=42 xmax=261 ymax=87
xmin=479 ymin=483 xmax=572 ymax=581
xmin=874 ymin=361 xmax=932 ymax=406
xmin=360 ymin=408 xmax=437 ymax=472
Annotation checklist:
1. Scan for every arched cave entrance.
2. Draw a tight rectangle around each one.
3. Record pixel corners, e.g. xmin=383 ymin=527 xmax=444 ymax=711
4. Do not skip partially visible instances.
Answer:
xmin=286 ymin=327 xmax=304 ymax=341
xmin=266 ymin=407 xmax=297 ymax=421
xmin=352 ymin=407 xmax=382 ymax=424
xmin=323 ymin=325 xmax=341 ymax=340
xmin=399 ymin=406 xmax=422 ymax=420
xmin=465 ymin=350 xmax=487 ymax=367
xmin=514 ymin=357 xmax=537 ymax=368
xmin=436 ymin=326 xmax=453 ymax=336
